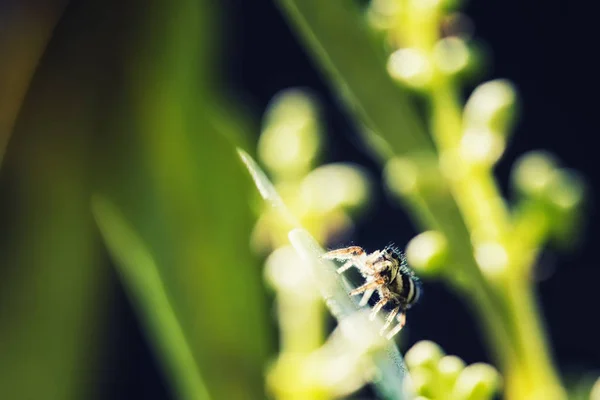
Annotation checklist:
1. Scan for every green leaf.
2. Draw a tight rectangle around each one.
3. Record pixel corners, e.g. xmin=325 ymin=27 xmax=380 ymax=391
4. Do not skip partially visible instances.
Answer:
xmin=92 ymin=1 xmax=271 ymax=398
xmin=92 ymin=197 xmax=211 ymax=400
xmin=274 ymin=0 xmax=433 ymax=160
xmin=239 ymin=149 xmax=412 ymax=400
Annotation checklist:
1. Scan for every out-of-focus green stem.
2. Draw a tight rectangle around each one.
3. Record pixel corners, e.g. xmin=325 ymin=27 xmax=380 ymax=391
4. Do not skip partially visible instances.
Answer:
xmin=503 ymin=280 xmax=566 ymax=400
xmin=509 ymin=203 xmax=551 ymax=276
xmin=278 ymin=295 xmax=324 ymax=357
xmin=430 ymin=82 xmax=510 ymax=240
xmin=429 ymin=80 xmax=462 ymax=149
xmin=429 ymin=71 xmax=566 ymax=400
xmin=271 ymin=286 xmax=326 ymax=400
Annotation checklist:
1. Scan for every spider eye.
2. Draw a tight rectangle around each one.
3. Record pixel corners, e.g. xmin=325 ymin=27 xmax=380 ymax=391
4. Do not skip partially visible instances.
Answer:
xmin=388 ymin=250 xmax=400 ymax=260
xmin=391 ymin=250 xmax=406 ymax=266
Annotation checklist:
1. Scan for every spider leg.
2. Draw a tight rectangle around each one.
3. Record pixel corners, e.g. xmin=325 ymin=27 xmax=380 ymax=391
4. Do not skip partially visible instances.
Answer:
xmin=336 ymin=260 xmax=356 ymax=274
xmin=349 ymin=278 xmax=384 ymax=296
xmin=380 ymin=306 xmax=400 ymax=335
xmin=385 ymin=311 xmax=407 ymax=340
xmin=322 ymin=246 xmax=365 ymax=260
xmin=369 ymin=297 xmax=389 ymax=320
xmin=359 ymin=288 xmax=375 ymax=306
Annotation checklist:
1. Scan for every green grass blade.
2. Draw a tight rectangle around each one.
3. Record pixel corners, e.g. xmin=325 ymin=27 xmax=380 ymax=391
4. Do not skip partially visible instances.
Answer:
xmin=289 ymin=229 xmax=411 ymax=400
xmin=238 ymin=149 xmax=412 ymax=399
xmin=104 ymin=0 xmax=271 ymax=396
xmin=274 ymin=0 xmax=433 ymax=159
xmin=92 ymin=196 xmax=211 ymax=400
xmin=238 ymin=148 xmax=300 ymax=228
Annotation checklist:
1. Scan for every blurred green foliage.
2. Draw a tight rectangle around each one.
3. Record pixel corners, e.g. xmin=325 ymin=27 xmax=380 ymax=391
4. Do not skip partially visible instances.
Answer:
xmin=247 ymin=90 xmax=391 ymax=399
xmin=0 ymin=3 xmax=112 ymax=398
xmin=1 ymin=0 xmax=269 ymax=399
xmin=235 ymin=84 xmax=427 ymax=400
xmin=405 ymin=341 xmax=501 ymax=400
xmin=93 ymin=198 xmax=211 ymax=400
xmin=275 ymin=0 xmax=589 ymax=399
xmin=252 ymin=90 xmax=371 ymax=253
xmin=0 ymin=1 xmax=596 ymax=400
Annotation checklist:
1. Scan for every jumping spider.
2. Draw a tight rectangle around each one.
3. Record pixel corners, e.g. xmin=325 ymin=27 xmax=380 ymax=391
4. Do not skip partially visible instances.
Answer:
xmin=323 ymin=244 xmax=421 ymax=339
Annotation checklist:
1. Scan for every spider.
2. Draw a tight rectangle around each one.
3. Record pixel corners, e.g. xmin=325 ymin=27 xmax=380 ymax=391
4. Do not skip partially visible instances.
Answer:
xmin=323 ymin=244 xmax=421 ymax=339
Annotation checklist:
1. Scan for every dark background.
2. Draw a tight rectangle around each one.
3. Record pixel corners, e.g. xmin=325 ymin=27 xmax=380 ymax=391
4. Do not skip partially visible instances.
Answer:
xmin=82 ymin=0 xmax=599 ymax=397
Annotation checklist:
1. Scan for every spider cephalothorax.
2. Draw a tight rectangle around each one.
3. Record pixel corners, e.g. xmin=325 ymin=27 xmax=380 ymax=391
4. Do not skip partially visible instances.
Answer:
xmin=323 ymin=244 xmax=421 ymax=339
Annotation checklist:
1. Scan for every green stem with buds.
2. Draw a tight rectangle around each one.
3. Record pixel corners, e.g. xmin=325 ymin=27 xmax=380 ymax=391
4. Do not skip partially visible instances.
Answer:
xmin=274 ymin=0 xmax=571 ymax=398
xmin=428 ymin=54 xmax=566 ymax=400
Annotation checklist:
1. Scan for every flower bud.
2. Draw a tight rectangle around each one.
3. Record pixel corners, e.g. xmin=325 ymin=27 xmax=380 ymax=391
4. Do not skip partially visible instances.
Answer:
xmin=438 ymin=355 xmax=466 ymax=391
xmin=388 ymin=48 xmax=434 ymax=89
xmin=464 ymin=79 xmax=518 ymax=136
xmin=452 ymin=363 xmax=502 ymax=400
xmin=300 ymin=164 xmax=370 ymax=214
xmin=545 ymin=168 xmax=585 ymax=213
xmin=367 ymin=0 xmax=402 ymax=31
xmin=385 ymin=154 xmax=447 ymax=198
xmin=511 ymin=151 xmax=559 ymax=199
xmin=410 ymin=367 xmax=436 ymax=398
xmin=590 ymin=376 xmax=600 ymax=400
xmin=474 ymin=242 xmax=509 ymax=278
xmin=405 ymin=340 xmax=445 ymax=371
xmin=264 ymin=245 xmax=317 ymax=298
xmin=544 ymin=168 xmax=586 ymax=247
xmin=459 ymin=127 xmax=506 ymax=166
xmin=433 ymin=37 xmax=471 ymax=76
xmin=407 ymin=0 xmax=445 ymax=13
xmin=258 ymin=89 xmax=321 ymax=178
xmin=406 ymin=231 xmax=448 ymax=276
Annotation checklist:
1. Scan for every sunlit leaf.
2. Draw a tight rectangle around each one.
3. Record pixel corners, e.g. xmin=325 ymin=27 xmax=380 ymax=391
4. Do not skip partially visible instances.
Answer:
xmin=239 ymin=148 xmax=412 ymax=400
xmin=93 ymin=196 xmax=211 ymax=400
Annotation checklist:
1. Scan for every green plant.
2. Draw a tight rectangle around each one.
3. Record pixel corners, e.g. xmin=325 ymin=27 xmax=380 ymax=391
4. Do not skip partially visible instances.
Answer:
xmin=244 ymin=0 xmax=588 ymax=399
xmin=240 ymin=148 xmax=412 ymax=399
xmin=0 ymin=1 xmax=593 ymax=399
xmin=1 ymin=1 xmax=269 ymax=399
xmin=405 ymin=340 xmax=501 ymax=400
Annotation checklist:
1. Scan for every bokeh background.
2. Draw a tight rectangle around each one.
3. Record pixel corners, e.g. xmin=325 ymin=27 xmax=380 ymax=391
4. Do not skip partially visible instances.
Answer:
xmin=0 ymin=0 xmax=598 ymax=399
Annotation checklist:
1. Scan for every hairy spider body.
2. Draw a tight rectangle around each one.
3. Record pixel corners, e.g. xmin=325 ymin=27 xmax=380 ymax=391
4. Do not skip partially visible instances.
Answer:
xmin=323 ymin=244 xmax=421 ymax=339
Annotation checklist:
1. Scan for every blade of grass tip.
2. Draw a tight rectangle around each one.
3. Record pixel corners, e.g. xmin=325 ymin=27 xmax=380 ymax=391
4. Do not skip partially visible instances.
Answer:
xmin=91 ymin=196 xmax=211 ymax=400
xmin=237 ymin=148 xmax=299 ymax=227
xmin=238 ymin=149 xmax=412 ymax=399
xmin=289 ymin=228 xmax=412 ymax=400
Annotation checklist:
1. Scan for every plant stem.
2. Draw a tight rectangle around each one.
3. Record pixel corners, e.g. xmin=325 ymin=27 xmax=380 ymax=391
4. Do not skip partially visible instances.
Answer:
xmin=503 ymin=279 xmax=566 ymax=399
xmin=430 ymin=79 xmax=566 ymax=400
xmin=430 ymin=80 xmax=511 ymax=240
